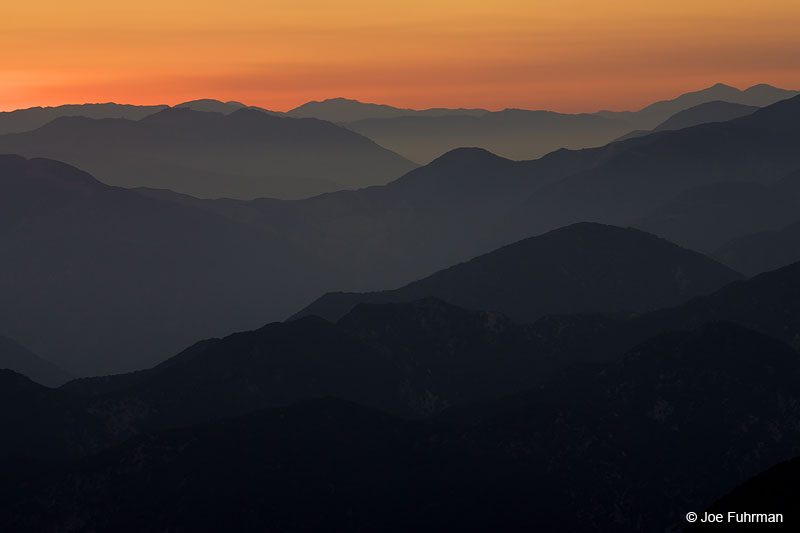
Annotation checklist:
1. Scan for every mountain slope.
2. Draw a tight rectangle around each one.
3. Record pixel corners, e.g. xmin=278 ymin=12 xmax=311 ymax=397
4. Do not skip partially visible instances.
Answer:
xmin=6 ymin=323 xmax=800 ymax=532
xmin=137 ymin=147 xmax=590 ymax=292
xmin=5 ymin=95 xmax=800 ymax=376
xmin=138 ymin=95 xmax=800 ymax=303
xmin=502 ymin=95 xmax=800 ymax=244
xmin=0 ymin=155 xmax=344 ymax=375
xmin=0 ymin=370 xmax=109 ymax=459
xmin=0 ymin=102 xmax=168 ymax=134
xmin=61 ymin=297 xmax=605 ymax=427
xmin=631 ymin=179 xmax=800 ymax=252
xmin=0 ymin=108 xmax=417 ymax=199
xmin=0 ymin=336 xmax=72 ymax=387
xmin=344 ymin=108 xmax=632 ymax=163
xmin=615 ymin=100 xmax=760 ymax=141
xmin=713 ymin=219 xmax=800 ymax=276
xmin=653 ymin=100 xmax=759 ymax=131
xmin=597 ymin=82 xmax=797 ymax=129
xmin=287 ymin=97 xmax=487 ymax=122
xmin=340 ymin=84 xmax=796 ymax=164
xmin=175 ymin=99 xmax=284 ymax=116
xmin=633 ymin=260 xmax=800 ymax=352
xmin=292 ymin=223 xmax=741 ymax=322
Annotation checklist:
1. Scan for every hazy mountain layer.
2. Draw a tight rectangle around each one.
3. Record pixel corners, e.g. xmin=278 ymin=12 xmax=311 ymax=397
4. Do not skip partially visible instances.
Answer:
xmin=615 ymin=100 xmax=760 ymax=141
xmin=0 ymin=108 xmax=417 ymax=199
xmin=0 ymin=336 xmax=72 ymax=387
xmin=713 ymin=219 xmax=800 ymax=276
xmin=287 ymin=97 xmax=488 ymax=122
xmin=631 ymin=173 xmax=800 ymax=252
xmin=292 ymin=223 xmax=741 ymax=323
xmin=596 ymin=82 xmax=797 ymax=130
xmin=0 ymin=103 xmax=169 ymax=135
xmin=0 ymin=155 xmax=346 ymax=375
xmin=5 ymin=96 xmax=800 ymax=376
xmin=344 ymin=109 xmax=632 ymax=163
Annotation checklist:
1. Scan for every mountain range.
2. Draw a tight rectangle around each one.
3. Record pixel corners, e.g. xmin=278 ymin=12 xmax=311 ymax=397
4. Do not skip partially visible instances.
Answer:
xmin=0 ymin=155 xmax=348 ymax=375
xmin=3 ymin=228 xmax=800 ymax=531
xmin=3 ymin=83 xmax=794 ymax=170
xmin=342 ymin=83 xmax=796 ymax=163
xmin=502 ymin=94 xmax=800 ymax=249
xmin=615 ymin=100 xmax=760 ymax=141
xmin=632 ymin=171 xmax=800 ymax=253
xmin=0 ymin=103 xmax=169 ymax=135
xmin=596 ymin=82 xmax=798 ymax=129
xmin=712 ymin=209 xmax=800 ymax=276
xmin=153 ymin=94 xmax=800 ymax=285
xmin=292 ymin=222 xmax=741 ymax=323
xmin=286 ymin=97 xmax=488 ymax=122
xmin=4 ymin=70 xmax=800 ymax=533
xmin=6 ymin=253 xmax=800 ymax=459
xmin=3 ymin=318 xmax=799 ymax=532
xmin=6 ymin=94 xmax=800 ymax=376
xmin=0 ymin=108 xmax=416 ymax=199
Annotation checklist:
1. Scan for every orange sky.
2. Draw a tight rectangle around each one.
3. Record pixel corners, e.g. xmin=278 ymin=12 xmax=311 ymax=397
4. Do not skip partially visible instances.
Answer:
xmin=2 ymin=0 xmax=800 ymax=112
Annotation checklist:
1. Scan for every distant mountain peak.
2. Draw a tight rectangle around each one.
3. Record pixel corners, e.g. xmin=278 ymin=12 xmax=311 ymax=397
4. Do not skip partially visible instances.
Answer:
xmin=428 ymin=147 xmax=510 ymax=166
xmin=745 ymin=83 xmax=780 ymax=91
xmin=140 ymin=106 xmax=221 ymax=121
xmin=320 ymin=97 xmax=363 ymax=104
xmin=292 ymin=222 xmax=741 ymax=323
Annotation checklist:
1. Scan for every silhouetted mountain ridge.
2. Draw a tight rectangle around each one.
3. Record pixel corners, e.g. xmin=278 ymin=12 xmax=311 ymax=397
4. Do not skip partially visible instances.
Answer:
xmin=5 ymin=322 xmax=800 ymax=532
xmin=616 ymin=100 xmax=760 ymax=141
xmin=292 ymin=223 xmax=741 ymax=322
xmin=0 ymin=108 xmax=417 ymax=199
xmin=0 ymin=155 xmax=346 ymax=375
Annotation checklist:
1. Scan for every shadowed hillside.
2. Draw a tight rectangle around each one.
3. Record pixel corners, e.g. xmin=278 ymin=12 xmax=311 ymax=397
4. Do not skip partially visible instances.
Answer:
xmin=0 ymin=155 xmax=345 ymax=375
xmin=292 ymin=223 xmax=741 ymax=323
xmin=4 ymin=323 xmax=799 ymax=532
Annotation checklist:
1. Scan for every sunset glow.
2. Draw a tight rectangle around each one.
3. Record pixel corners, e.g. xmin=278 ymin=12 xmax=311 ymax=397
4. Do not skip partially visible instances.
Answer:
xmin=2 ymin=0 xmax=800 ymax=112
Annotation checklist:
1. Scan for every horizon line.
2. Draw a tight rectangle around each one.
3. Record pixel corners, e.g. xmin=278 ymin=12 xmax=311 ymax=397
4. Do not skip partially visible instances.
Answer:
xmin=2 ymin=81 xmax=797 ymax=116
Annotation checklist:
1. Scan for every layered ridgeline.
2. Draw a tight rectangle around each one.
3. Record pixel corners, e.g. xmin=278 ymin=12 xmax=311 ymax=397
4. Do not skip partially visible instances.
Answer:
xmin=711 ymin=170 xmax=800 ymax=275
xmin=2 ymin=83 xmax=794 ymax=169
xmin=713 ymin=220 xmax=800 ymax=277
xmin=6 ymin=95 xmax=800 ymax=376
xmin=0 ymin=336 xmax=71 ymax=387
xmin=3 ymin=321 xmax=800 ymax=532
xmin=615 ymin=100 xmax=760 ymax=141
xmin=7 ymin=256 xmax=800 ymax=462
xmin=286 ymin=97 xmax=488 ymax=122
xmin=0 ymin=108 xmax=416 ymax=200
xmin=343 ymin=110 xmax=632 ymax=164
xmin=631 ymin=171 xmax=800 ymax=253
xmin=292 ymin=223 xmax=741 ymax=323
xmin=150 ymin=93 xmax=800 ymax=284
xmin=0 ymin=99 xmax=285 ymax=135
xmin=501 ymin=94 xmax=800 ymax=251
xmin=0 ymin=155 xmax=347 ymax=375
xmin=341 ymin=83 xmax=796 ymax=163
xmin=595 ymin=82 xmax=798 ymax=130
xmin=0 ymin=103 xmax=169 ymax=134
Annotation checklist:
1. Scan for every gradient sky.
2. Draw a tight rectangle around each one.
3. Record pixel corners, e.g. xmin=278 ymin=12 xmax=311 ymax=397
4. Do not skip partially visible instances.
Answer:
xmin=2 ymin=0 xmax=800 ymax=112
